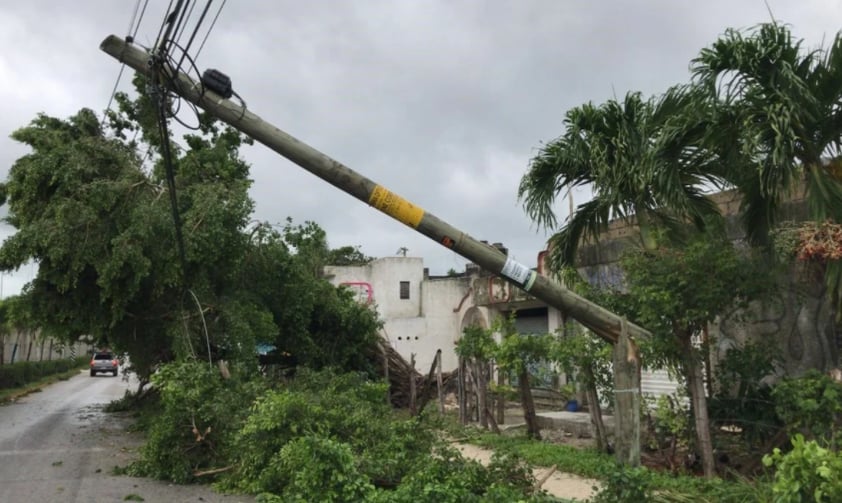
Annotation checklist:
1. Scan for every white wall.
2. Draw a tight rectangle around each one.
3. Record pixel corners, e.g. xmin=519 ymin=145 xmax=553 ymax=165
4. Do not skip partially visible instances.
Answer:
xmin=325 ymin=257 xmax=469 ymax=372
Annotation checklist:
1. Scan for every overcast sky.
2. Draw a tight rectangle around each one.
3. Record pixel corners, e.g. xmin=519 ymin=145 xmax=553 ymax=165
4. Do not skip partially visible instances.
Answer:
xmin=0 ymin=1 xmax=840 ymax=297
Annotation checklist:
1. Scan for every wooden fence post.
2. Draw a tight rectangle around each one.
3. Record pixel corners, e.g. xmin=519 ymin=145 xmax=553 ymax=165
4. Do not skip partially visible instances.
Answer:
xmin=436 ymin=349 xmax=445 ymax=415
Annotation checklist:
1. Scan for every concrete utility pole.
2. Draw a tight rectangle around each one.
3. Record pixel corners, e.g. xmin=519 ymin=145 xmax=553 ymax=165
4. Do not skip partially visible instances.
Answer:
xmin=100 ymin=35 xmax=648 ymax=345
xmin=101 ymin=35 xmax=644 ymax=464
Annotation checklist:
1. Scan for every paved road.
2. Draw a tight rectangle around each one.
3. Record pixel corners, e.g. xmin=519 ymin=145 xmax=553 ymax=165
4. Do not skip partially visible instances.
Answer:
xmin=0 ymin=369 xmax=252 ymax=503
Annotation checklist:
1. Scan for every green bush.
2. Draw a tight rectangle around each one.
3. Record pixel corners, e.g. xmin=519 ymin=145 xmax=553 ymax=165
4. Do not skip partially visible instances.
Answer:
xmin=709 ymin=342 xmax=782 ymax=447
xmin=221 ymin=368 xmax=546 ymax=501
xmin=763 ymin=434 xmax=842 ymax=503
xmin=589 ymin=464 xmax=653 ymax=503
xmin=254 ymin=435 xmax=374 ymax=502
xmin=224 ymin=368 xmax=432 ymax=494
xmin=368 ymin=446 xmax=547 ymax=503
xmin=773 ymin=370 xmax=842 ymax=446
xmin=129 ymin=360 xmax=266 ymax=483
xmin=0 ymin=356 xmax=88 ymax=389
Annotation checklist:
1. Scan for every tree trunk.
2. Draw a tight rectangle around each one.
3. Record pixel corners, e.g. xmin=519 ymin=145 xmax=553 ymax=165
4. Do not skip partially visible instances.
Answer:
xmin=409 ymin=353 xmax=417 ymax=416
xmin=458 ymin=357 xmax=467 ymax=425
xmin=518 ymin=367 xmax=541 ymax=440
xmin=476 ymin=360 xmax=488 ymax=429
xmin=484 ymin=407 xmax=501 ymax=434
xmin=701 ymin=325 xmax=714 ymax=398
xmin=583 ymin=364 xmax=608 ymax=452
xmin=436 ymin=350 xmax=445 ymax=415
xmin=680 ymin=334 xmax=716 ymax=478
xmin=496 ymin=369 xmax=505 ymax=425
xmin=382 ymin=343 xmax=390 ymax=405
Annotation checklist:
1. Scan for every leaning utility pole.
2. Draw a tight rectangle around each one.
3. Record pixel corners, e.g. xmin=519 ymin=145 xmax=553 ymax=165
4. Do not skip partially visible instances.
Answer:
xmin=101 ymin=35 xmax=643 ymax=461
xmin=100 ymin=35 xmax=647 ymax=345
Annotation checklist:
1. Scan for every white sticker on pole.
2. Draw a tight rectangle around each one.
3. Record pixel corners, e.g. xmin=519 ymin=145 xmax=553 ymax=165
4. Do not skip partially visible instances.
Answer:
xmin=501 ymin=257 xmax=531 ymax=285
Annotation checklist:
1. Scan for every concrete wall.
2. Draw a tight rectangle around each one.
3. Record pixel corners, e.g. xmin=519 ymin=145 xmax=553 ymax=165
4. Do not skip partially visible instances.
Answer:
xmin=575 ymin=188 xmax=837 ymax=377
xmin=1 ymin=331 xmax=90 ymax=364
xmin=325 ymin=257 xmax=471 ymax=372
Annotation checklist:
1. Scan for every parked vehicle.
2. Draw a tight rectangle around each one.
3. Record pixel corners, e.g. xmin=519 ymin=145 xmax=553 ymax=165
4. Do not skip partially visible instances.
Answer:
xmin=90 ymin=351 xmax=119 ymax=377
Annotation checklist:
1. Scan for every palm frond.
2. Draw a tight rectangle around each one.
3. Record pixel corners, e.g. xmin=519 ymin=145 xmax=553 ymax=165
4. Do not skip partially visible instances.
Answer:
xmin=545 ymin=198 xmax=613 ymax=272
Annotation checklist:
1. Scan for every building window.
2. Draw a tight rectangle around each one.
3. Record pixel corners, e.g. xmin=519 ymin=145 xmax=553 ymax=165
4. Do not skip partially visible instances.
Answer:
xmin=399 ymin=281 xmax=410 ymax=299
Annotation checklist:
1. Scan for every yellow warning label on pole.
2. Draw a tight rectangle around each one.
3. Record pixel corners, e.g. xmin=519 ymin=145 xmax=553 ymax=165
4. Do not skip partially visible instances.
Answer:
xmin=368 ymin=185 xmax=425 ymax=228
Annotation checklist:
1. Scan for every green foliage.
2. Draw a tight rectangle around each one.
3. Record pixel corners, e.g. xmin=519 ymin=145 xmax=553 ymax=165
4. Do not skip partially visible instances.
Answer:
xmin=763 ymin=434 xmax=842 ymax=503
xmin=493 ymin=315 xmax=553 ymax=376
xmin=369 ymin=446 xmax=546 ymax=503
xmin=327 ymin=245 xmax=374 ymax=266
xmin=549 ymin=326 xmax=613 ymax=395
xmin=0 ymin=101 xmax=260 ymax=379
xmin=0 ymin=356 xmax=88 ymax=389
xmin=455 ymin=325 xmax=497 ymax=361
xmin=646 ymin=393 xmax=691 ymax=455
xmin=241 ymin=222 xmax=382 ymax=375
xmin=773 ymin=370 xmax=842 ymax=446
xmin=0 ymin=94 xmax=382 ymax=382
xmin=254 ymin=435 xmax=374 ymax=502
xmin=519 ymin=84 xmax=723 ymax=271
xmin=708 ymin=342 xmax=782 ymax=447
xmin=224 ymin=369 xmax=425 ymax=494
xmin=589 ymin=464 xmax=653 ymax=503
xmin=618 ymin=236 xmax=767 ymax=343
xmin=467 ymin=430 xmax=614 ymax=480
xmin=129 ymin=361 xmax=266 ymax=483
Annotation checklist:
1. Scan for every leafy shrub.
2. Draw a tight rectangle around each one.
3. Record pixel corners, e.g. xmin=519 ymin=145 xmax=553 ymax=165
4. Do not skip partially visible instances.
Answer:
xmin=589 ymin=464 xmax=653 ymax=503
xmin=709 ymin=342 xmax=782 ymax=447
xmin=224 ymin=368 xmax=435 ymax=494
xmin=0 ymin=356 xmax=88 ymax=389
xmin=129 ymin=360 xmax=265 ymax=483
xmin=646 ymin=393 xmax=691 ymax=460
xmin=254 ymin=435 xmax=374 ymax=502
xmin=763 ymin=434 xmax=842 ymax=502
xmin=368 ymin=446 xmax=546 ymax=503
xmin=773 ymin=370 xmax=842 ymax=446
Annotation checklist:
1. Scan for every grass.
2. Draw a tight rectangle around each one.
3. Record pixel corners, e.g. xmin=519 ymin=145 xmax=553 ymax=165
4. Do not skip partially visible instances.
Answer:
xmin=0 ymin=365 xmax=88 ymax=404
xmin=449 ymin=421 xmax=772 ymax=502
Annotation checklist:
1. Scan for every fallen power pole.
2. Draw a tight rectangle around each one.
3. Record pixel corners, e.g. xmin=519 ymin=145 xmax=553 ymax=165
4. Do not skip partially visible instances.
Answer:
xmin=99 ymin=35 xmax=649 ymax=345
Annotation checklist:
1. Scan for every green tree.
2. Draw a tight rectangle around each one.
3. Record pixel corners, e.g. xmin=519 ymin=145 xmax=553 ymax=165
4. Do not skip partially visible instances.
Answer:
xmin=456 ymin=325 xmax=498 ymax=429
xmin=0 ymin=86 xmax=379 ymax=380
xmin=550 ymin=327 xmax=613 ymax=451
xmin=241 ymin=222 xmax=381 ymax=374
xmin=610 ymin=233 xmax=768 ymax=477
xmin=692 ymin=23 xmax=842 ymax=304
xmin=494 ymin=314 xmax=553 ymax=440
xmin=518 ymin=87 xmax=724 ymax=272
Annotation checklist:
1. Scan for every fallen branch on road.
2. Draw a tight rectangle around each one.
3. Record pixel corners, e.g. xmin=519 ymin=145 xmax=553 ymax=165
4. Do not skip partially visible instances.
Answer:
xmin=193 ymin=465 xmax=233 ymax=477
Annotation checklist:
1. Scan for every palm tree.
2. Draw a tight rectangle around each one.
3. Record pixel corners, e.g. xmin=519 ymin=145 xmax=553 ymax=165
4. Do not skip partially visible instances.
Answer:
xmin=519 ymin=86 xmax=729 ymax=477
xmin=518 ymin=86 xmax=725 ymax=273
xmin=692 ymin=23 xmax=842 ymax=300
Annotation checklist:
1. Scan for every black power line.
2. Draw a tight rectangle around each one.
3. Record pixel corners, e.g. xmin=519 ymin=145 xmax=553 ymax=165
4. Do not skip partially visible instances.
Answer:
xmin=194 ymin=0 xmax=227 ymax=63
xmin=103 ymin=0 xmax=151 ymax=120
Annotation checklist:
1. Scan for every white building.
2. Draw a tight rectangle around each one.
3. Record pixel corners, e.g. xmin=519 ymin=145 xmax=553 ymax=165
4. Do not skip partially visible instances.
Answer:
xmin=324 ymin=254 xmax=678 ymax=399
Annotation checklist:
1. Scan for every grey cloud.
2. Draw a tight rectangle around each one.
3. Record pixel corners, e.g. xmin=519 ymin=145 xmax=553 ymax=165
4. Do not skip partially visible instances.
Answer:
xmin=1 ymin=0 xmax=841 ymax=296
